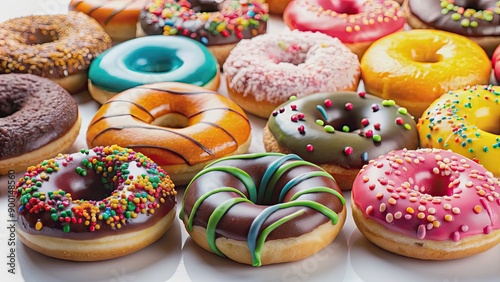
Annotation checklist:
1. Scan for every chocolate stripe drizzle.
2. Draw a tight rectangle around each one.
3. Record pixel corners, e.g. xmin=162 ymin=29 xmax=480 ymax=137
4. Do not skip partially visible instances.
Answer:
xmin=104 ymin=99 xmax=155 ymax=120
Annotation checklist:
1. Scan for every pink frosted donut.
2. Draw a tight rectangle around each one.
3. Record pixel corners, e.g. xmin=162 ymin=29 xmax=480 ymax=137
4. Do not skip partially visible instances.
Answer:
xmin=222 ymin=30 xmax=361 ymax=118
xmin=352 ymin=148 xmax=500 ymax=260
xmin=493 ymin=45 xmax=500 ymax=83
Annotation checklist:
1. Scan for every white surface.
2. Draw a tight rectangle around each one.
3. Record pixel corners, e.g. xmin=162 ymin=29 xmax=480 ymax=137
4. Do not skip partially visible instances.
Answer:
xmin=0 ymin=1 xmax=499 ymax=281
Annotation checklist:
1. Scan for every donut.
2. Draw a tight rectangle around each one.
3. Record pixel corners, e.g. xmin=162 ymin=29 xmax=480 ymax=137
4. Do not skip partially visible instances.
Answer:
xmin=361 ymin=29 xmax=491 ymax=119
xmin=492 ymin=44 xmax=500 ymax=83
xmin=180 ymin=152 xmax=346 ymax=266
xmin=86 ymin=82 xmax=252 ymax=185
xmin=283 ymin=0 xmax=406 ymax=58
xmin=223 ymin=30 xmax=360 ymax=119
xmin=351 ymin=148 xmax=500 ymax=260
xmin=87 ymin=35 xmax=220 ymax=104
xmin=69 ymin=0 xmax=149 ymax=42
xmin=263 ymin=91 xmax=419 ymax=190
xmin=405 ymin=0 xmax=500 ymax=57
xmin=267 ymin=0 xmax=292 ymax=14
xmin=137 ymin=0 xmax=269 ymax=66
xmin=0 ymin=74 xmax=81 ymax=175
xmin=0 ymin=12 xmax=111 ymax=94
xmin=14 ymin=145 xmax=177 ymax=261
xmin=417 ymin=85 xmax=500 ymax=177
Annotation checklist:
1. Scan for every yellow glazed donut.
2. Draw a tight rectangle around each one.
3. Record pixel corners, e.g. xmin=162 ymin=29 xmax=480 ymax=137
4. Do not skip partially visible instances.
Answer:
xmin=418 ymin=85 xmax=500 ymax=177
xmin=361 ymin=29 xmax=491 ymax=119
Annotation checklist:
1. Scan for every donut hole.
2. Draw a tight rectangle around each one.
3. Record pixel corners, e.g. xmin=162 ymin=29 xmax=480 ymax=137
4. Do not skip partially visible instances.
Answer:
xmin=0 ymin=92 xmax=27 ymax=117
xmin=328 ymin=115 xmax=361 ymax=132
xmin=413 ymin=171 xmax=453 ymax=196
xmin=410 ymin=48 xmax=443 ymax=63
xmin=472 ymin=106 xmax=500 ymax=134
xmin=188 ymin=0 xmax=220 ymax=12
xmin=26 ymin=27 xmax=59 ymax=45
xmin=57 ymin=172 xmax=115 ymax=201
xmin=126 ymin=48 xmax=183 ymax=73
xmin=152 ymin=113 xmax=189 ymax=128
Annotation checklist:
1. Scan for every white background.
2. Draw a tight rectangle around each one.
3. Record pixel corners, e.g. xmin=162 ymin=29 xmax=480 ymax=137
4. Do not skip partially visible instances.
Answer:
xmin=0 ymin=1 xmax=499 ymax=281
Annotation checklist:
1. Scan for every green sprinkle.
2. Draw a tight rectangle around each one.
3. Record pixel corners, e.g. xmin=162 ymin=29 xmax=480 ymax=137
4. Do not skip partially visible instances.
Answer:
xmin=373 ymin=135 xmax=382 ymax=142
xmin=451 ymin=13 xmax=461 ymax=21
xmin=51 ymin=213 xmax=58 ymax=221
xmin=289 ymin=96 xmax=297 ymax=101
xmin=469 ymin=148 xmax=474 ymax=153
xmin=324 ymin=125 xmax=335 ymax=133
xmin=484 ymin=146 xmax=489 ymax=152
xmin=316 ymin=119 xmax=324 ymax=126
xmin=398 ymin=107 xmax=408 ymax=115
xmin=437 ymin=137 xmax=443 ymax=143
xmin=382 ymin=100 xmax=396 ymax=107
xmin=63 ymin=225 xmax=70 ymax=233
xmin=342 ymin=125 xmax=350 ymax=132
xmin=461 ymin=19 xmax=470 ymax=27
xmin=470 ymin=21 xmax=478 ymax=28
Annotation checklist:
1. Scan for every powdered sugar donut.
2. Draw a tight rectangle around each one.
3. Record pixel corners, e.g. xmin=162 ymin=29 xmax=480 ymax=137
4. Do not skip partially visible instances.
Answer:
xmin=223 ymin=30 xmax=361 ymax=118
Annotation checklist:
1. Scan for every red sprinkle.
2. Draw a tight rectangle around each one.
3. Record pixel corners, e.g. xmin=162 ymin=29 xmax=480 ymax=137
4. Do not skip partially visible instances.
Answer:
xmin=395 ymin=117 xmax=404 ymax=125
xmin=291 ymin=115 xmax=298 ymax=122
xmin=345 ymin=102 xmax=354 ymax=111
xmin=298 ymin=125 xmax=305 ymax=134
xmin=344 ymin=147 xmax=354 ymax=155
xmin=374 ymin=123 xmax=381 ymax=130
xmin=306 ymin=144 xmax=314 ymax=152
xmin=361 ymin=118 xmax=369 ymax=126
xmin=324 ymin=99 xmax=332 ymax=107
xmin=297 ymin=113 xmax=305 ymax=120
xmin=290 ymin=104 xmax=297 ymax=111
xmin=358 ymin=91 xmax=366 ymax=98
xmin=365 ymin=130 xmax=374 ymax=138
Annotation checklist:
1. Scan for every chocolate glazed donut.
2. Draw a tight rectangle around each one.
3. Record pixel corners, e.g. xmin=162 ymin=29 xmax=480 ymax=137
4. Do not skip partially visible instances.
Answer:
xmin=181 ymin=153 xmax=346 ymax=266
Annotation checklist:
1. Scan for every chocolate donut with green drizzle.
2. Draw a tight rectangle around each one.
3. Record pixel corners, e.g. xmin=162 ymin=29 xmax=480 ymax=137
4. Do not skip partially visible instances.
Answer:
xmin=263 ymin=92 xmax=419 ymax=190
xmin=180 ymin=152 xmax=346 ymax=266
xmin=405 ymin=0 xmax=500 ymax=56
xmin=15 ymin=145 xmax=177 ymax=261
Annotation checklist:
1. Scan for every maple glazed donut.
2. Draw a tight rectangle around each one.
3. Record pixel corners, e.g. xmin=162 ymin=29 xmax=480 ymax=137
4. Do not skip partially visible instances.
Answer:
xmin=492 ymin=45 xmax=500 ymax=83
xmin=181 ymin=152 xmax=346 ymax=266
xmin=14 ymin=145 xmax=177 ymax=261
xmin=223 ymin=30 xmax=360 ymax=119
xmin=86 ymin=82 xmax=251 ymax=185
xmin=0 ymin=74 xmax=81 ymax=175
xmin=405 ymin=0 xmax=500 ymax=57
xmin=263 ymin=92 xmax=419 ymax=190
xmin=267 ymin=0 xmax=292 ymax=14
xmin=0 ymin=12 xmax=111 ymax=94
xmin=138 ymin=0 xmax=269 ymax=65
xmin=352 ymin=148 xmax=500 ymax=260
xmin=87 ymin=36 xmax=220 ymax=104
xmin=69 ymin=0 xmax=149 ymax=42
xmin=361 ymin=29 xmax=491 ymax=119
xmin=283 ymin=0 xmax=406 ymax=58
xmin=418 ymin=85 xmax=500 ymax=177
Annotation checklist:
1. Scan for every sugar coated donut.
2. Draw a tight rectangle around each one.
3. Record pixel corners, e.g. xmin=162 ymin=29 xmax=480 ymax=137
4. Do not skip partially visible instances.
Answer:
xmin=138 ymin=0 xmax=269 ymax=66
xmin=492 ymin=44 xmax=500 ymax=83
xmin=223 ymin=30 xmax=360 ymax=119
xmin=263 ymin=91 xmax=419 ymax=190
xmin=86 ymin=82 xmax=251 ymax=185
xmin=352 ymin=148 xmax=500 ymax=260
xmin=0 ymin=74 xmax=81 ymax=175
xmin=14 ymin=145 xmax=177 ymax=261
xmin=418 ymin=85 xmax=500 ymax=177
xmin=69 ymin=0 xmax=149 ymax=42
xmin=88 ymin=36 xmax=220 ymax=104
xmin=283 ymin=0 xmax=406 ymax=58
xmin=405 ymin=0 xmax=500 ymax=57
xmin=181 ymin=152 xmax=346 ymax=266
xmin=0 ymin=12 xmax=111 ymax=93
xmin=361 ymin=29 xmax=491 ymax=119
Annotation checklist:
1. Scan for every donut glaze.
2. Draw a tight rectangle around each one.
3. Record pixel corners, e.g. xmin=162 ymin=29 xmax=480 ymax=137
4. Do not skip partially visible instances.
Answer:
xmin=361 ymin=29 xmax=491 ymax=118
xmin=418 ymin=85 xmax=500 ymax=177
xmin=283 ymin=0 xmax=405 ymax=57
xmin=181 ymin=153 xmax=346 ymax=266
xmin=88 ymin=35 xmax=220 ymax=102
xmin=0 ymin=74 xmax=80 ymax=174
xmin=139 ymin=0 xmax=268 ymax=46
xmin=264 ymin=92 xmax=419 ymax=170
xmin=86 ymin=82 xmax=251 ymax=185
xmin=352 ymin=148 xmax=500 ymax=259
xmin=15 ymin=145 xmax=177 ymax=260
xmin=69 ymin=0 xmax=149 ymax=41
xmin=493 ymin=45 xmax=500 ymax=82
xmin=0 ymin=12 xmax=111 ymax=93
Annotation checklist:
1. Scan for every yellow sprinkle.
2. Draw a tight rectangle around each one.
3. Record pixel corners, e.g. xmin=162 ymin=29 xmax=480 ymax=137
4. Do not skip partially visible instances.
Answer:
xmin=474 ymin=205 xmax=482 ymax=214
xmin=345 ymin=26 xmax=353 ymax=32
xmin=406 ymin=207 xmax=414 ymax=214
xmin=35 ymin=221 xmax=43 ymax=231
xmin=444 ymin=214 xmax=453 ymax=222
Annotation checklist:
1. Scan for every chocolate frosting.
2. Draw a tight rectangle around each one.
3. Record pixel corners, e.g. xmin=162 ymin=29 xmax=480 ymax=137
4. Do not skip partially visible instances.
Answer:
xmin=0 ymin=74 xmax=78 ymax=159
xmin=181 ymin=152 xmax=345 ymax=266
xmin=139 ymin=0 xmax=268 ymax=46
xmin=408 ymin=0 xmax=500 ymax=36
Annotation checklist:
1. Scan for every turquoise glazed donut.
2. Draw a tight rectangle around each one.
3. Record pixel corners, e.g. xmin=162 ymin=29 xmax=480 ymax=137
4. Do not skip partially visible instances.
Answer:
xmin=88 ymin=35 xmax=220 ymax=103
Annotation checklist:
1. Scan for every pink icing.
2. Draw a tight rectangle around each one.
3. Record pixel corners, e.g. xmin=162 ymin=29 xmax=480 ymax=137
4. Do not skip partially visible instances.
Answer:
xmin=222 ymin=30 xmax=360 ymax=103
xmin=283 ymin=0 xmax=406 ymax=44
xmin=352 ymin=148 xmax=500 ymax=241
